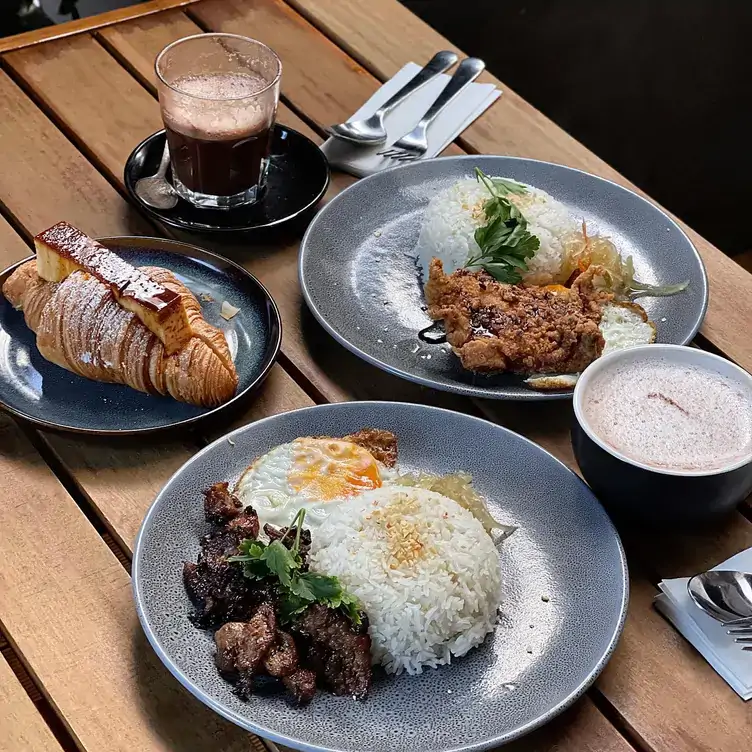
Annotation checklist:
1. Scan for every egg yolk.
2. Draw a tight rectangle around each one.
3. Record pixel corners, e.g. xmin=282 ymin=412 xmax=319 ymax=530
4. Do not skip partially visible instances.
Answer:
xmin=288 ymin=438 xmax=382 ymax=501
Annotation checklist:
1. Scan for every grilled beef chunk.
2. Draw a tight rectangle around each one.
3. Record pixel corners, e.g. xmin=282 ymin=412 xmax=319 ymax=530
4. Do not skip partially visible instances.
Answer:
xmin=215 ymin=608 xmax=316 ymax=704
xmin=283 ymin=668 xmax=317 ymax=705
xmin=203 ymin=482 xmax=242 ymax=525
xmin=183 ymin=509 xmax=268 ymax=628
xmin=183 ymin=559 xmax=253 ymax=629
xmin=186 ymin=481 xmax=374 ymax=705
xmin=215 ymin=605 xmax=277 ymax=675
xmin=293 ymin=604 xmax=372 ymax=699
xmin=263 ymin=630 xmax=299 ymax=678
xmin=226 ymin=507 xmax=259 ymax=540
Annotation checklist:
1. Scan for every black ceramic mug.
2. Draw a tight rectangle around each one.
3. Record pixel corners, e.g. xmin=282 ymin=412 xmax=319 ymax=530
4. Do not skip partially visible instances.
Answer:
xmin=571 ymin=345 xmax=752 ymax=526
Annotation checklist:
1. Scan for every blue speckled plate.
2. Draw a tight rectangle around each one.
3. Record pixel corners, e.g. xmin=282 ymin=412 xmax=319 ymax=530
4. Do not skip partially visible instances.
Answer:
xmin=299 ymin=155 xmax=708 ymax=400
xmin=133 ymin=402 xmax=628 ymax=752
xmin=0 ymin=237 xmax=281 ymax=434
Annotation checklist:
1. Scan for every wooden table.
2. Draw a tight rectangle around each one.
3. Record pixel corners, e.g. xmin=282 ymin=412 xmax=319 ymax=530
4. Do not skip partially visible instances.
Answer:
xmin=0 ymin=1 xmax=751 ymax=751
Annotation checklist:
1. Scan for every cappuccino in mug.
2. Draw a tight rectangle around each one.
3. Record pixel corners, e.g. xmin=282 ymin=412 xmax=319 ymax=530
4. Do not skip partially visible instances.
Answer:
xmin=583 ymin=358 xmax=752 ymax=472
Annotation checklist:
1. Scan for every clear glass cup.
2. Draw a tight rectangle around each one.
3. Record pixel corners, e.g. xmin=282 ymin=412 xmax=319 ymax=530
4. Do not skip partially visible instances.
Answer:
xmin=155 ymin=33 xmax=281 ymax=209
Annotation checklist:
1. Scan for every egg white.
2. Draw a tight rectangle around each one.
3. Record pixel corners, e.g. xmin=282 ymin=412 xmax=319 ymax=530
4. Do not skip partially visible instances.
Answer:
xmin=600 ymin=302 xmax=656 ymax=356
xmin=234 ymin=440 xmax=395 ymax=530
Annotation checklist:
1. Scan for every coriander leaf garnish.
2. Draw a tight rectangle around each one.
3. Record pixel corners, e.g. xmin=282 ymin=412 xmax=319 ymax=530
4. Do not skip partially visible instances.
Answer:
xmin=229 ymin=508 xmax=363 ymax=627
xmin=261 ymin=542 xmax=297 ymax=588
xmin=465 ymin=168 xmax=540 ymax=284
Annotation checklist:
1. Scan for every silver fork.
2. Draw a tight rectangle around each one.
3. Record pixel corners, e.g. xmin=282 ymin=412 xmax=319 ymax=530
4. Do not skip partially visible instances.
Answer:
xmin=725 ymin=616 xmax=752 ymax=650
xmin=378 ymin=57 xmax=486 ymax=162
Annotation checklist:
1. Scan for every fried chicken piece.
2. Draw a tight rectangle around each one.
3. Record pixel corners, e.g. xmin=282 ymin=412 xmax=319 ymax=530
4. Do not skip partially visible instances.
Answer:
xmin=425 ymin=259 xmax=612 ymax=375
xmin=342 ymin=428 xmax=398 ymax=468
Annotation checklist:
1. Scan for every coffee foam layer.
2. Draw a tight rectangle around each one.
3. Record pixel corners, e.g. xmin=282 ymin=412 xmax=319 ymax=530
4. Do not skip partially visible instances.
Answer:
xmin=583 ymin=358 xmax=752 ymax=472
xmin=162 ymin=72 xmax=272 ymax=141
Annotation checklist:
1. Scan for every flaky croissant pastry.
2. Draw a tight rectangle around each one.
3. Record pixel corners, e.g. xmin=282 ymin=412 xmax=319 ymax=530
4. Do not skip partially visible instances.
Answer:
xmin=3 ymin=260 xmax=238 ymax=407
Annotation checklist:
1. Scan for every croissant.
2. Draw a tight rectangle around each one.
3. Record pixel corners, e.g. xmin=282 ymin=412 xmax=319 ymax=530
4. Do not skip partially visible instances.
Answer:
xmin=3 ymin=260 xmax=238 ymax=407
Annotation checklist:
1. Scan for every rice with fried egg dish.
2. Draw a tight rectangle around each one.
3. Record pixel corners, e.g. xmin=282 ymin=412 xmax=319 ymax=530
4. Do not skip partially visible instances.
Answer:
xmin=233 ymin=431 xmax=506 ymax=676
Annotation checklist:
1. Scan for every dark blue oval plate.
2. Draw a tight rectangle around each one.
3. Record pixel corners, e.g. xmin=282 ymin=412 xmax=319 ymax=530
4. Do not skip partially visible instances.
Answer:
xmin=133 ymin=402 xmax=628 ymax=752
xmin=0 ymin=236 xmax=281 ymax=435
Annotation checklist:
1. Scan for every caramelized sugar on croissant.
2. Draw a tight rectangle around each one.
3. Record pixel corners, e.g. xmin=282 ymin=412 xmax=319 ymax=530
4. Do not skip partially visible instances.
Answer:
xmin=3 ymin=260 xmax=238 ymax=407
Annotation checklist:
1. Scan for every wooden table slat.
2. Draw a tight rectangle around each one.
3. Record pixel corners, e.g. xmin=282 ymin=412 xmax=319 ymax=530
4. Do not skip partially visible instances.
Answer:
xmin=284 ymin=0 xmax=752 ymax=374
xmin=5 ymin=34 xmax=164 ymax=185
xmin=0 ymin=0 xmax=201 ymax=55
xmin=0 ymin=652 xmax=63 ymax=752
xmin=0 ymin=70 xmax=151 ymax=239
xmin=97 ymin=9 xmax=204 ymax=88
xmin=0 ymin=214 xmax=31 ymax=267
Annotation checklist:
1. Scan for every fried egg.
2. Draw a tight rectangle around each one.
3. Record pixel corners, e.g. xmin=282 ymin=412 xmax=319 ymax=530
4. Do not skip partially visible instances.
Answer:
xmin=599 ymin=302 xmax=656 ymax=356
xmin=235 ymin=437 xmax=395 ymax=529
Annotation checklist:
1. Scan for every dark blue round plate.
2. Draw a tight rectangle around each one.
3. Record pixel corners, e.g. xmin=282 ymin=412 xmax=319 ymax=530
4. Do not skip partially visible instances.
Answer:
xmin=0 ymin=236 xmax=281 ymax=435
xmin=133 ymin=402 xmax=628 ymax=752
xmin=124 ymin=126 xmax=330 ymax=235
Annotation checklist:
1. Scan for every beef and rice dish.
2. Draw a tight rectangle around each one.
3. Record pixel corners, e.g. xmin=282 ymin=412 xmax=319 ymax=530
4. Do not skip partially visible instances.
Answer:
xmin=183 ymin=429 xmax=510 ymax=704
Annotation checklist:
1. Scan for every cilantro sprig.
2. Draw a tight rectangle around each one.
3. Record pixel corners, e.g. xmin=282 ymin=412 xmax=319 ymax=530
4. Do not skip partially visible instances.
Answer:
xmin=464 ymin=168 xmax=540 ymax=284
xmin=228 ymin=509 xmax=362 ymax=626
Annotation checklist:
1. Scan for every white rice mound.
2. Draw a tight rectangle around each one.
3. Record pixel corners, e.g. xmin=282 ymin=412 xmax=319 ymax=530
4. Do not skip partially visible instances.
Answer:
xmin=414 ymin=177 xmax=579 ymax=286
xmin=309 ymin=486 xmax=502 ymax=676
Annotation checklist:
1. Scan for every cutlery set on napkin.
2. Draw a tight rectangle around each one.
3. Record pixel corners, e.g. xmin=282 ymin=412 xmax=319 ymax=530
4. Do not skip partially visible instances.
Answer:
xmin=655 ymin=548 xmax=752 ymax=700
xmin=321 ymin=51 xmax=501 ymax=177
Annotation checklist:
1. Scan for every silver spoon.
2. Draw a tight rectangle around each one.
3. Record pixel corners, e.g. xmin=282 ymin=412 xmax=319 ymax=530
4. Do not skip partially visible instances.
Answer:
xmin=687 ymin=570 xmax=752 ymax=623
xmin=326 ymin=50 xmax=458 ymax=146
xmin=135 ymin=142 xmax=178 ymax=210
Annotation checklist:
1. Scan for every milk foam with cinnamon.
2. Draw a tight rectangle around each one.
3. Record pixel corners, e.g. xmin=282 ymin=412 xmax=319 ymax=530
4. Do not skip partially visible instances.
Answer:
xmin=162 ymin=72 xmax=273 ymax=142
xmin=583 ymin=359 xmax=752 ymax=472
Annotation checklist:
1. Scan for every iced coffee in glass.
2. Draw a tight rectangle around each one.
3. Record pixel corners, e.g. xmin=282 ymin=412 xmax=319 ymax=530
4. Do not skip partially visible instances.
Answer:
xmin=155 ymin=34 xmax=281 ymax=209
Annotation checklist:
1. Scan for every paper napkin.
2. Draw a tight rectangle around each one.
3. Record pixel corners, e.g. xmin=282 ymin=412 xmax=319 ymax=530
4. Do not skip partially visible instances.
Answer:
xmin=320 ymin=62 xmax=501 ymax=178
xmin=654 ymin=547 xmax=752 ymax=699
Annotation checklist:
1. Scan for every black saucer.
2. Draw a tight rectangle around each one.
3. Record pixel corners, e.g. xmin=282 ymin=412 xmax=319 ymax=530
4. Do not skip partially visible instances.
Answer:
xmin=124 ymin=126 xmax=330 ymax=234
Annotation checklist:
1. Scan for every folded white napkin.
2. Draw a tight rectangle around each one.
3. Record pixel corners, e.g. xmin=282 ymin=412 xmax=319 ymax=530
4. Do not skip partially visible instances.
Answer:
xmin=655 ymin=547 xmax=752 ymax=699
xmin=320 ymin=62 xmax=501 ymax=178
